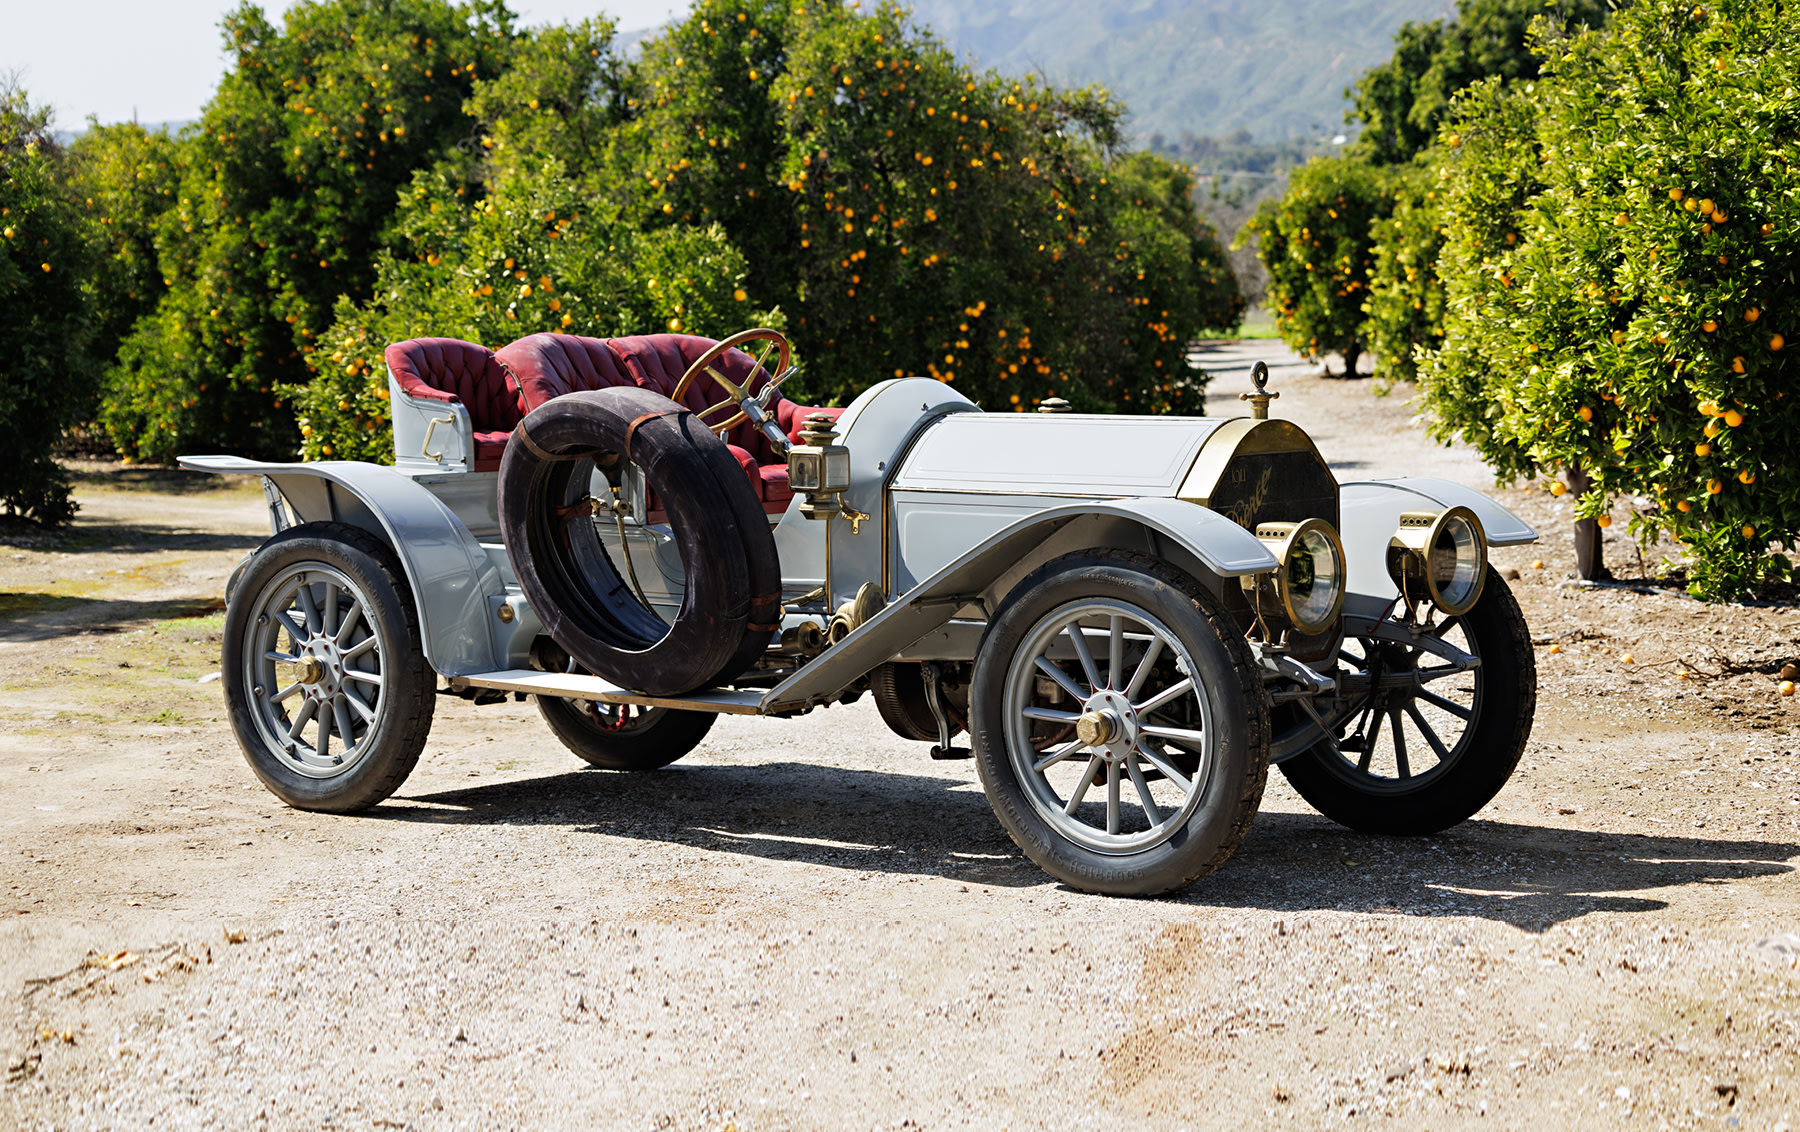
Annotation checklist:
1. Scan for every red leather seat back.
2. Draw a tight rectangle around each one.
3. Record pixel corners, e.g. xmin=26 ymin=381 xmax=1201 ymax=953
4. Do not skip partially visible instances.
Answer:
xmin=385 ymin=338 xmax=523 ymax=472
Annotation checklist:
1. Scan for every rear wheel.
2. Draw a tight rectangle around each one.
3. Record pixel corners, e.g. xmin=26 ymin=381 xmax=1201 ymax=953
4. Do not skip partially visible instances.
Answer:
xmin=221 ymin=523 xmax=434 ymax=812
xmin=1277 ymin=568 xmax=1535 ymax=834
xmin=535 ymin=694 xmax=714 ymax=771
xmin=970 ymin=552 xmax=1269 ymax=896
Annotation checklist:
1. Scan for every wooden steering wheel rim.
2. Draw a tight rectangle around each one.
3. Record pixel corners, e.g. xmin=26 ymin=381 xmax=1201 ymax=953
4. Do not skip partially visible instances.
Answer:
xmin=670 ymin=327 xmax=792 ymax=434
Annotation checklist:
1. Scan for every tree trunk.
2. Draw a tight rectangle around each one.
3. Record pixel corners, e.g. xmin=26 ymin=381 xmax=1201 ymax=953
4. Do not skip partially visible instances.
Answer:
xmin=1566 ymin=464 xmax=1607 ymax=581
xmin=1342 ymin=342 xmax=1363 ymax=379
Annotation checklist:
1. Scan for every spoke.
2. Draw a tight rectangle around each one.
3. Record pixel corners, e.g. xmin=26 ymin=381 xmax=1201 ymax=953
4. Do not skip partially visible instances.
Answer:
xmin=270 ymin=681 xmax=303 ymax=703
xmin=1429 ymin=615 xmax=1463 ymax=642
xmin=333 ymin=699 xmax=357 ymax=754
xmin=296 ymin=581 xmax=320 ymax=635
xmin=1134 ymin=676 xmax=1195 ymax=717
xmin=316 ymin=709 xmax=331 ymax=762
xmin=1418 ymin=688 xmax=1473 ymax=721
xmin=1404 ymin=702 xmax=1452 ymax=763
xmin=324 ymin=584 xmax=338 ymax=639
xmin=1034 ymin=656 xmax=1088 ymax=703
xmin=1108 ymin=616 xmax=1123 ymax=691
xmin=1106 ymin=762 xmax=1121 ymax=835
xmin=1140 ymin=723 xmax=1207 ymax=747
xmin=1413 ymin=665 xmax=1463 ymax=680
xmin=1065 ymin=624 xmax=1103 ymax=693
xmin=1135 ymin=743 xmax=1194 ymax=794
xmin=1033 ymin=738 xmax=1088 ymax=773
xmin=1022 ymin=706 xmax=1080 ymax=723
xmin=286 ymin=698 xmax=317 ymax=743
xmin=342 ymin=635 xmax=379 ymax=662
xmin=334 ymin=599 xmax=363 ymax=645
xmin=1358 ymin=709 xmax=1383 ymax=772
xmin=274 ymin=610 xmax=307 ymax=647
xmin=1389 ymin=708 xmax=1411 ymax=778
xmin=752 ymin=337 xmax=775 ymax=375
xmin=263 ymin=650 xmax=297 ymax=664
xmin=1124 ymin=636 xmax=1165 ymax=700
xmin=341 ymin=667 xmax=383 ymax=687
xmin=1127 ymin=757 xmax=1161 ymax=825
xmin=344 ymin=688 xmax=377 ymax=724
xmin=1063 ymin=754 xmax=1104 ymax=815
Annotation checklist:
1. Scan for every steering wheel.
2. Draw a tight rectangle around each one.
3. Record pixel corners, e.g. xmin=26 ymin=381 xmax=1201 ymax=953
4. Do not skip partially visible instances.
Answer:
xmin=670 ymin=327 xmax=794 ymax=438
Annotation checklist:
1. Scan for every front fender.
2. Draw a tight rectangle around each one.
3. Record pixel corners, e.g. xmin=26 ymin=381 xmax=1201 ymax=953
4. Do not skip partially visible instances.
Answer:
xmin=1338 ymin=477 xmax=1537 ymax=612
xmin=180 ymin=456 xmax=504 ymax=676
xmin=760 ymin=496 xmax=1277 ymax=711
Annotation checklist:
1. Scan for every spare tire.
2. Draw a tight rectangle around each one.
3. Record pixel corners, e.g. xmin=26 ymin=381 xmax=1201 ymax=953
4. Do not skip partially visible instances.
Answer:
xmin=498 ymin=387 xmax=780 ymax=696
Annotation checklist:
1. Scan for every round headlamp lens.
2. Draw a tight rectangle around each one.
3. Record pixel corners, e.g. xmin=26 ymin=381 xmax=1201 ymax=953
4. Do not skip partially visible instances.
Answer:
xmin=1286 ymin=526 xmax=1341 ymax=631
xmin=1427 ymin=511 xmax=1484 ymax=614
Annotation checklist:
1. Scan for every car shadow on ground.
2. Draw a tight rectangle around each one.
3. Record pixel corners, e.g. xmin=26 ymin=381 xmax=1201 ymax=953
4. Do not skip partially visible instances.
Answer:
xmin=381 ymin=762 xmax=1799 ymax=928
xmin=0 ymin=595 xmax=227 ymax=642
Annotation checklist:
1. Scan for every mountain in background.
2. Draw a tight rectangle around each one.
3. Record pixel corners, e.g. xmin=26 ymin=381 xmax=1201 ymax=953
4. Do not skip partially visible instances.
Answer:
xmin=900 ymin=0 xmax=1453 ymax=144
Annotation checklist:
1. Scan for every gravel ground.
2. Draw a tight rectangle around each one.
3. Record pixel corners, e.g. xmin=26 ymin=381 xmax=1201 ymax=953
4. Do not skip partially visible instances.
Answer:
xmin=4 ymin=349 xmax=1799 ymax=1130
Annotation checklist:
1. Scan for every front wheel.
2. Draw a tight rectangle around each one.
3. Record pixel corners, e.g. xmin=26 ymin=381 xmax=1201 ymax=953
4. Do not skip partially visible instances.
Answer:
xmin=970 ymin=552 xmax=1270 ymax=896
xmin=1276 ymin=568 xmax=1535 ymax=834
xmin=221 ymin=523 xmax=435 ymax=812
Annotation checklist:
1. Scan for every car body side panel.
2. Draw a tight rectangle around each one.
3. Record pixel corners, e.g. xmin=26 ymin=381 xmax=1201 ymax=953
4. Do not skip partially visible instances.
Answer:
xmin=890 ymin=412 xmax=1228 ymax=497
xmin=179 ymin=455 xmax=503 ymax=675
xmin=759 ymin=497 xmax=1277 ymax=711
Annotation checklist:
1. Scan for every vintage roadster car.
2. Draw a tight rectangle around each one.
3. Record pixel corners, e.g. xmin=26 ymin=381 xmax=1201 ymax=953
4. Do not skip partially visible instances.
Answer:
xmin=182 ymin=328 xmax=1537 ymax=896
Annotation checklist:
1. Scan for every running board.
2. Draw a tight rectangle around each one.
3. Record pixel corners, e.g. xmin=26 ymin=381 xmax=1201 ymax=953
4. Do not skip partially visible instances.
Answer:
xmin=447 ymin=669 xmax=765 ymax=715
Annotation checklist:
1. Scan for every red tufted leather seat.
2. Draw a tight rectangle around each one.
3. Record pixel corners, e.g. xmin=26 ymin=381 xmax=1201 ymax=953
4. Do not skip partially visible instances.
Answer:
xmin=385 ymin=338 xmax=522 ymax=472
xmin=496 ymin=333 xmax=843 ymax=515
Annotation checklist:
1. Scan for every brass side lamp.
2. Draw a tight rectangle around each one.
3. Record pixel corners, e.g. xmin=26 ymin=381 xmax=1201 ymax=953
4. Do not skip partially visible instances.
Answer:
xmin=787 ymin=412 xmax=853 ymax=520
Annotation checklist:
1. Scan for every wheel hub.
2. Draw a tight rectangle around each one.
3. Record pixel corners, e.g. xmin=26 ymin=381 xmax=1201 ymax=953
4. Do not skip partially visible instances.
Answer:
xmin=1079 ymin=690 xmax=1139 ymax=763
xmin=295 ymin=636 xmax=344 ymax=702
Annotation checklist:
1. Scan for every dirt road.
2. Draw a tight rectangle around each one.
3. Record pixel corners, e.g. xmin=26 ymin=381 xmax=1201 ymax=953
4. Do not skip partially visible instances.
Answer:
xmin=5 ymin=355 xmax=1799 ymax=1130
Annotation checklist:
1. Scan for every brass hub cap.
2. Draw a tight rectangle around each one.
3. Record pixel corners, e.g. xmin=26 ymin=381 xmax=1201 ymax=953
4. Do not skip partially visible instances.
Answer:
xmin=1075 ymin=710 xmax=1119 ymax=747
xmin=293 ymin=656 xmax=324 ymax=686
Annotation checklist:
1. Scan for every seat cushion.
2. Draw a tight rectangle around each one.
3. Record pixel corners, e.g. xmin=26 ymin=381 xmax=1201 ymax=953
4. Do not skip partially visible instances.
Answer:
xmin=385 ymin=338 xmax=524 ymax=449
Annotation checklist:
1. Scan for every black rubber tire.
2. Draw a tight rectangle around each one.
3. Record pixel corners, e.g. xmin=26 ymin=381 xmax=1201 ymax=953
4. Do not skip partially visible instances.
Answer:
xmin=535 ymin=695 xmax=716 ymax=770
xmin=221 ymin=522 xmax=435 ymax=812
xmin=1278 ymin=568 xmax=1536 ymax=835
xmin=870 ymin=662 xmax=945 ymax=742
xmin=969 ymin=551 xmax=1270 ymax=896
xmin=497 ymin=387 xmax=780 ymax=696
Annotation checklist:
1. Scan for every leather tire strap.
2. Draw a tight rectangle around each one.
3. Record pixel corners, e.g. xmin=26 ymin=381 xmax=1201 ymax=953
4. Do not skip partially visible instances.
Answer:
xmin=625 ymin=409 xmax=687 ymax=466
xmin=513 ymin=423 xmax=605 ymax=464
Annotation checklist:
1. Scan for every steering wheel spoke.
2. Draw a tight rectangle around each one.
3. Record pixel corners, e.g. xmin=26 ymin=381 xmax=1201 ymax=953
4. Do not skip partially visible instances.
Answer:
xmin=670 ymin=328 xmax=793 ymax=443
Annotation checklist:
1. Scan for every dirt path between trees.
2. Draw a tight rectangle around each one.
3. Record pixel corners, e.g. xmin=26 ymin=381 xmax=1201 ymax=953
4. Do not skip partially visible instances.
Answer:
xmin=5 ymin=355 xmax=1799 ymax=1130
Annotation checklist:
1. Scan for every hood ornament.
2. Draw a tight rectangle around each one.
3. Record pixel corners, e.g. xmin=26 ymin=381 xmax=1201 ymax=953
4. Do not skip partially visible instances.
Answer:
xmin=1240 ymin=361 xmax=1279 ymax=420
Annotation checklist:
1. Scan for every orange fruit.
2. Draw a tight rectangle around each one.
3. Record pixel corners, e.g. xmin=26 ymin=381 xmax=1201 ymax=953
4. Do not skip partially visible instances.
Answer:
xmin=1578 ymin=406 xmax=1594 ymax=421
xmin=1782 ymin=681 xmax=1796 ymax=697
xmin=1614 ymin=212 xmax=1631 ymax=226
xmin=1532 ymin=559 xmax=1545 ymax=570
xmin=1724 ymin=409 xmax=1744 ymax=427
xmin=1746 ymin=308 xmax=1760 ymax=322
xmin=1677 ymin=500 xmax=1692 ymax=512
xmin=1698 ymin=198 xmax=1715 ymax=214
xmin=1708 ymin=478 xmax=1724 ymax=494
xmin=1699 ymin=400 xmax=1720 ymax=416
xmin=1669 ymin=187 xmax=1685 ymax=201
xmin=1596 ymin=514 xmax=1612 ymax=528
xmin=1550 ymin=481 xmax=1567 ymax=497
xmin=1743 ymin=524 xmax=1757 ymax=538
xmin=1704 ymin=420 xmax=1722 ymax=438
xmin=1732 ymin=357 xmax=1746 ymax=374
xmin=1611 ymin=330 xmax=1625 ymax=345
xmin=1695 ymin=442 xmax=1711 ymax=456
xmin=1548 ymin=644 xmax=1562 ymax=655
xmin=1739 ymin=469 xmax=1756 ymax=484
xmin=1622 ymin=653 xmax=1635 ymax=664
xmin=1703 ymin=320 xmax=1717 ymax=332
xmin=1773 ymin=334 xmax=1786 ymax=351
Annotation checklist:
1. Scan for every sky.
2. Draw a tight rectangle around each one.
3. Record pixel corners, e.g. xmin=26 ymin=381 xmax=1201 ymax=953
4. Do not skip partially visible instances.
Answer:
xmin=2 ymin=0 xmax=686 ymax=129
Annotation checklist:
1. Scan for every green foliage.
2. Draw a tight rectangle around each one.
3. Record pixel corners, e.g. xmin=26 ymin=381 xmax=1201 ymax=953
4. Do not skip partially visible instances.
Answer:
xmin=0 ymin=88 xmax=96 ymax=524
xmin=296 ymin=162 xmax=770 ymax=461
xmin=99 ymin=0 xmax=520 ymax=463
xmin=465 ymin=17 xmax=631 ymax=184
xmin=1346 ymin=0 xmax=1611 ymax=166
xmin=1238 ymin=155 xmax=1388 ymax=374
xmin=1362 ymin=161 xmax=1448 ymax=385
xmin=1421 ymin=0 xmax=1800 ymax=600
xmin=65 ymin=122 xmax=184 ymax=363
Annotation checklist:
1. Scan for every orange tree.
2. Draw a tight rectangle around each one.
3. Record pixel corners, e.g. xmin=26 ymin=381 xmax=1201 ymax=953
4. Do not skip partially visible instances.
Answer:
xmin=100 ymin=0 xmax=520 ymax=463
xmin=592 ymin=0 xmax=1240 ymax=411
xmin=64 ymin=122 xmax=184 ymax=370
xmin=1421 ymin=0 xmax=1800 ymax=599
xmin=296 ymin=161 xmax=769 ymax=461
xmin=1361 ymin=161 xmax=1447 ymax=385
xmin=0 ymin=87 xmax=97 ymax=524
xmin=1238 ymin=156 xmax=1388 ymax=376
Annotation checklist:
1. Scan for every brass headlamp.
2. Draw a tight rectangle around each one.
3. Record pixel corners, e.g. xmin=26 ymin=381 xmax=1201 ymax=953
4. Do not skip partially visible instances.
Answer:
xmin=1386 ymin=506 xmax=1487 ymax=616
xmin=786 ymin=412 xmax=852 ymax=520
xmin=1246 ymin=517 xmax=1346 ymax=637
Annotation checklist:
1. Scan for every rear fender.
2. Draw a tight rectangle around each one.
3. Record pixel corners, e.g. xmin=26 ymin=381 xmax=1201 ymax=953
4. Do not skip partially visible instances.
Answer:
xmin=761 ymin=497 xmax=1276 ymax=710
xmin=180 ymin=456 xmax=505 ymax=676
xmin=1339 ymin=477 xmax=1537 ymax=614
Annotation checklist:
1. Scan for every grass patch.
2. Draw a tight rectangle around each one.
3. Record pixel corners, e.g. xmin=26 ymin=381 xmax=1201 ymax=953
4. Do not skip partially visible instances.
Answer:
xmin=0 ymin=592 xmax=88 ymax=618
